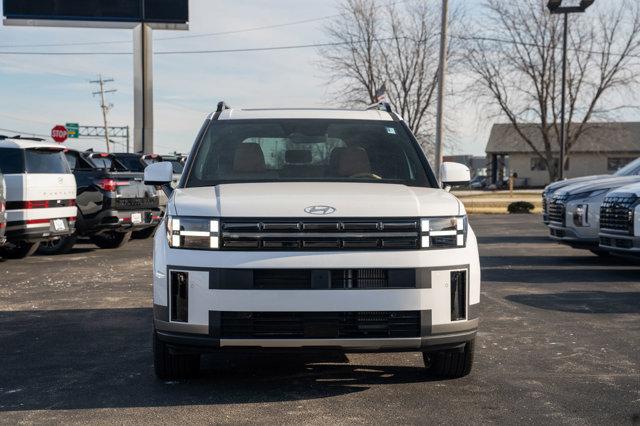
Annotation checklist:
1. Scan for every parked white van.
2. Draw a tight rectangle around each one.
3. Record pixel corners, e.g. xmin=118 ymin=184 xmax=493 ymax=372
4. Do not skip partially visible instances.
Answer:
xmin=0 ymin=137 xmax=77 ymax=258
xmin=145 ymin=103 xmax=481 ymax=380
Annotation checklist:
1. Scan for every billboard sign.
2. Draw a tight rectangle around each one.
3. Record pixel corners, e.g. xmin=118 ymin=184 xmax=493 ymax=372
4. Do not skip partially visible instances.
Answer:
xmin=2 ymin=0 xmax=188 ymax=24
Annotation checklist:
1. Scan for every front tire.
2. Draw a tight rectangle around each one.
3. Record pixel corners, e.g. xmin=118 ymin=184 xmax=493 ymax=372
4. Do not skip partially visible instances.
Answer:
xmin=90 ymin=231 xmax=132 ymax=249
xmin=422 ymin=338 xmax=475 ymax=379
xmin=38 ymin=234 xmax=78 ymax=255
xmin=153 ymin=330 xmax=200 ymax=380
xmin=0 ymin=241 xmax=41 ymax=259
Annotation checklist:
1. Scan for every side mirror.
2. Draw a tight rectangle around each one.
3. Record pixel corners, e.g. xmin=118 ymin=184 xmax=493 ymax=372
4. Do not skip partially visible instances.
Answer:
xmin=440 ymin=162 xmax=471 ymax=189
xmin=144 ymin=161 xmax=174 ymax=196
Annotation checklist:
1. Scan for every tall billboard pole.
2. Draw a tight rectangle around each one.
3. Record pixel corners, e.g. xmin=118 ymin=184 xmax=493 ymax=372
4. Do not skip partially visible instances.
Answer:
xmin=133 ymin=23 xmax=154 ymax=154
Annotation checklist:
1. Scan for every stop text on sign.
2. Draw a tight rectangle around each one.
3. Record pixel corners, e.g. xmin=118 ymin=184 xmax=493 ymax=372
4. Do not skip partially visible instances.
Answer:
xmin=51 ymin=125 xmax=68 ymax=143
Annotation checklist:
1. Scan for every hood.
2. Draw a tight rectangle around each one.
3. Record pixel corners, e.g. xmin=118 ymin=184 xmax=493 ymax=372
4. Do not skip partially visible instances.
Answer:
xmin=544 ymin=174 xmax=610 ymax=194
xmin=172 ymin=182 xmax=462 ymax=218
xmin=556 ymin=175 xmax=640 ymax=196
xmin=607 ymin=182 xmax=640 ymax=198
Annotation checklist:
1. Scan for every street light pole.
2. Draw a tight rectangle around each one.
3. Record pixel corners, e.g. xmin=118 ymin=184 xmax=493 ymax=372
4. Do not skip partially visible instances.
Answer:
xmin=560 ymin=12 xmax=568 ymax=180
xmin=547 ymin=0 xmax=594 ymax=181
xmin=434 ymin=0 xmax=449 ymax=182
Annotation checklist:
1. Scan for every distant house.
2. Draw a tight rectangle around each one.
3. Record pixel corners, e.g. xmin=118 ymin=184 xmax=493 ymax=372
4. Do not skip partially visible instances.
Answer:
xmin=485 ymin=122 xmax=640 ymax=187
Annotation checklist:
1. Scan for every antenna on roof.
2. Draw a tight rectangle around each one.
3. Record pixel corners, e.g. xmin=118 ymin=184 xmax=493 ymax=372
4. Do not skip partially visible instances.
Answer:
xmin=366 ymin=101 xmax=393 ymax=113
xmin=216 ymin=101 xmax=231 ymax=112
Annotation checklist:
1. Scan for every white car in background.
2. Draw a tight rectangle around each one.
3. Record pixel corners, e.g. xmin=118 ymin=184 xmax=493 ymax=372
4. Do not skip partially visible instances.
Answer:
xmin=542 ymin=157 xmax=640 ymax=224
xmin=546 ymin=175 xmax=640 ymax=255
xmin=599 ymin=182 xmax=640 ymax=256
xmin=0 ymin=137 xmax=77 ymax=258
xmin=145 ymin=102 xmax=481 ymax=380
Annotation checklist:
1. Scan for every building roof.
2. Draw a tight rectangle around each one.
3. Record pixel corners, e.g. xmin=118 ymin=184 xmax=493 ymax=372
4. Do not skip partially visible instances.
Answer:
xmin=0 ymin=137 xmax=65 ymax=150
xmin=210 ymin=108 xmax=396 ymax=122
xmin=486 ymin=122 xmax=640 ymax=154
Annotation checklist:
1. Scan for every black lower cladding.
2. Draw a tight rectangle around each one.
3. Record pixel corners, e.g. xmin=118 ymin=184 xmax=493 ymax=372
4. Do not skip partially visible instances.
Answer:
xmin=170 ymin=271 xmax=189 ymax=322
xmin=209 ymin=268 xmax=424 ymax=289
xmin=450 ymin=270 xmax=467 ymax=321
xmin=216 ymin=311 xmax=422 ymax=339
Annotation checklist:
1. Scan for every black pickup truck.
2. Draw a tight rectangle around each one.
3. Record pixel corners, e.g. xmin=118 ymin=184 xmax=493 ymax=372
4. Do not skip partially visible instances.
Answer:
xmin=39 ymin=150 xmax=162 ymax=254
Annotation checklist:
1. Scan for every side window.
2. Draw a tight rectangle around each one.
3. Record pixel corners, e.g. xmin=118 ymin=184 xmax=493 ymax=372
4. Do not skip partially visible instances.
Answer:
xmin=64 ymin=152 xmax=78 ymax=171
xmin=0 ymin=148 xmax=25 ymax=174
xmin=607 ymin=157 xmax=634 ymax=172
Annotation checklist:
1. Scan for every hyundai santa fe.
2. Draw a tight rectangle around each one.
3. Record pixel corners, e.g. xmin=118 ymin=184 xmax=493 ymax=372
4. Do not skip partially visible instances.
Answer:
xmin=144 ymin=102 xmax=481 ymax=380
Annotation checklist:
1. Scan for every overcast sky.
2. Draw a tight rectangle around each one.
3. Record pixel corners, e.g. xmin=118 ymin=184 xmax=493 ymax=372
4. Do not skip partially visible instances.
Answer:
xmin=0 ymin=0 xmax=560 ymax=156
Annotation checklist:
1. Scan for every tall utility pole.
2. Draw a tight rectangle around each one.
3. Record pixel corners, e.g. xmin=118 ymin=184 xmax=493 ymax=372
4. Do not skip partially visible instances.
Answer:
xmin=434 ymin=0 xmax=449 ymax=182
xmin=90 ymin=75 xmax=116 ymax=153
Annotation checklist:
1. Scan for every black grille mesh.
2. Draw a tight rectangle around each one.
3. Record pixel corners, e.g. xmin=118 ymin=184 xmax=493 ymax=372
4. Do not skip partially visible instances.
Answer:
xmin=548 ymin=194 xmax=568 ymax=225
xmin=600 ymin=196 xmax=637 ymax=235
xmin=221 ymin=219 xmax=419 ymax=250
xmin=219 ymin=311 xmax=421 ymax=339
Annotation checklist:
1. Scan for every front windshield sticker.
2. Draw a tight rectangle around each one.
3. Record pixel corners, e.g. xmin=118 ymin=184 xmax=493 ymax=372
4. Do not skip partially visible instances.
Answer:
xmin=386 ymin=127 xmax=396 ymax=135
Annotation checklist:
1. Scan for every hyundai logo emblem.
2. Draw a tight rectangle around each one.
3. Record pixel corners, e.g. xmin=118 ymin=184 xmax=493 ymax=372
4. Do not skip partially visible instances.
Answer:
xmin=304 ymin=205 xmax=336 ymax=215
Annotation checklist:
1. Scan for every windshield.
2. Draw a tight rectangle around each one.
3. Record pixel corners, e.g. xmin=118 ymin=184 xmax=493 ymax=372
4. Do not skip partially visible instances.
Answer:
xmin=170 ymin=161 xmax=184 ymax=174
xmin=614 ymin=157 xmax=640 ymax=176
xmin=115 ymin=155 xmax=145 ymax=172
xmin=185 ymin=119 xmax=434 ymax=188
xmin=25 ymin=149 xmax=70 ymax=174
xmin=143 ymin=157 xmax=160 ymax=166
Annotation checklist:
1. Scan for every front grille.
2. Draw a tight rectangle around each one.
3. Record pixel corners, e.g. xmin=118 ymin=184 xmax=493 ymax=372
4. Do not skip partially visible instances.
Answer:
xmin=542 ymin=195 xmax=548 ymax=215
xmin=219 ymin=311 xmax=421 ymax=339
xmin=221 ymin=218 xmax=419 ymax=250
xmin=210 ymin=268 xmax=418 ymax=289
xmin=114 ymin=197 xmax=159 ymax=210
xmin=548 ymin=194 xmax=568 ymax=225
xmin=600 ymin=196 xmax=637 ymax=235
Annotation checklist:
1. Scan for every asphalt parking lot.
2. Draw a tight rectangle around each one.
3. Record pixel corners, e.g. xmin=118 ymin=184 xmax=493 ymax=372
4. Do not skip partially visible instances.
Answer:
xmin=0 ymin=214 xmax=638 ymax=424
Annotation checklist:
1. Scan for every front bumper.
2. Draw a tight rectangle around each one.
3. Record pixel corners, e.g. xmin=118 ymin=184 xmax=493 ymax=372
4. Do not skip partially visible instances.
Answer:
xmin=155 ymin=319 xmax=478 ymax=353
xmin=548 ymin=223 xmax=598 ymax=248
xmin=152 ymin=224 xmax=481 ymax=354
xmin=599 ymin=232 xmax=640 ymax=256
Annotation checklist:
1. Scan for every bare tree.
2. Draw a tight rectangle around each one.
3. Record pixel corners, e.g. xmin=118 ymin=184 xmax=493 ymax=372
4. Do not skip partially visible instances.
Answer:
xmin=319 ymin=0 xmax=461 ymax=156
xmin=465 ymin=0 xmax=640 ymax=181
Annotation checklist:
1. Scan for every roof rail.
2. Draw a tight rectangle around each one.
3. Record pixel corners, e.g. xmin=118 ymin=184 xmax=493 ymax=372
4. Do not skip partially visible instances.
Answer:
xmin=9 ymin=135 xmax=46 ymax=142
xmin=216 ymin=101 xmax=231 ymax=112
xmin=366 ymin=101 xmax=393 ymax=113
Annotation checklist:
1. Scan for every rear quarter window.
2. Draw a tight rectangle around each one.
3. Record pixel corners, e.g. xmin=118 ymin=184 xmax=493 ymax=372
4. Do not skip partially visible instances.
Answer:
xmin=25 ymin=150 xmax=70 ymax=174
xmin=0 ymin=148 xmax=25 ymax=174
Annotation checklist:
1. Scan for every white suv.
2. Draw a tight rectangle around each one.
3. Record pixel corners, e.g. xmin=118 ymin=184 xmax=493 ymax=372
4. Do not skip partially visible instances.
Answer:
xmin=0 ymin=137 xmax=77 ymax=258
xmin=145 ymin=103 xmax=481 ymax=380
xmin=599 ymin=182 xmax=640 ymax=256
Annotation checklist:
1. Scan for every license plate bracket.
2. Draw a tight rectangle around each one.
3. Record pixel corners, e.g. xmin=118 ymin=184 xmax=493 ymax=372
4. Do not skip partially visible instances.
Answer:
xmin=52 ymin=218 xmax=67 ymax=232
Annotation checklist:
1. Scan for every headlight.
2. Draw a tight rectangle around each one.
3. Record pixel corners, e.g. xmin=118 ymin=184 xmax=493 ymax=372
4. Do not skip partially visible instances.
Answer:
xmin=566 ymin=188 xmax=607 ymax=202
xmin=167 ymin=216 xmax=219 ymax=250
xmin=420 ymin=216 xmax=467 ymax=248
xmin=573 ymin=204 xmax=589 ymax=227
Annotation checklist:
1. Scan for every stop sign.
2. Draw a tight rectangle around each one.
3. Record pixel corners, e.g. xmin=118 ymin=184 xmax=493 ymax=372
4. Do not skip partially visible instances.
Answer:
xmin=51 ymin=125 xmax=68 ymax=143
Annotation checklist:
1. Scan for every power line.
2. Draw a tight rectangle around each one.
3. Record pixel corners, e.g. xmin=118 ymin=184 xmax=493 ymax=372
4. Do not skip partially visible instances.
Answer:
xmin=0 ymin=126 xmax=49 ymax=138
xmin=0 ymin=34 xmax=638 ymax=59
